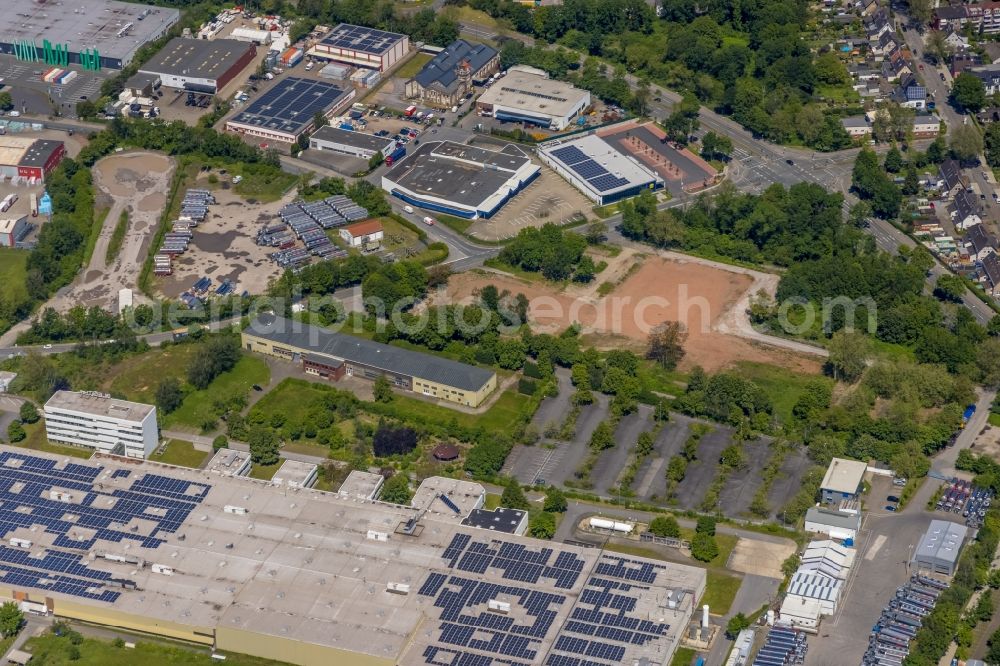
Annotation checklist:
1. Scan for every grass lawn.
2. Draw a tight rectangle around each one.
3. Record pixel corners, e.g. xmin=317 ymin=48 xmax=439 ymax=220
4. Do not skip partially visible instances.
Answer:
xmin=435 ymin=213 xmax=474 ymax=235
xmin=233 ymin=169 xmax=298 ymax=203
xmin=150 ymin=440 xmax=209 ymax=468
xmin=482 ymin=258 xmax=551 ymax=283
xmin=395 ymin=52 xmax=432 ymax=79
xmin=25 ymin=631 xmax=286 ymax=666
xmin=387 ymin=390 xmax=533 ymax=431
xmin=249 ymin=462 xmax=280 ymax=480
xmin=164 ymin=355 xmax=270 ymax=430
xmin=815 ymin=85 xmax=860 ymax=104
xmin=702 ymin=570 xmax=742 ymax=615
xmin=379 ymin=215 xmax=421 ymax=251
xmin=670 ymin=647 xmax=698 ymax=666
xmin=105 ymin=210 xmax=129 ymax=264
xmin=0 ymin=247 xmax=28 ymax=306
xmin=990 ymin=412 xmax=1000 ymax=427
xmin=484 ymin=493 xmax=502 ymax=510
xmin=733 ymin=361 xmax=830 ymax=426
xmin=17 ymin=422 xmax=94 ymax=459
xmin=676 ymin=529 xmax=738 ymax=568
xmin=108 ymin=345 xmax=199 ymax=404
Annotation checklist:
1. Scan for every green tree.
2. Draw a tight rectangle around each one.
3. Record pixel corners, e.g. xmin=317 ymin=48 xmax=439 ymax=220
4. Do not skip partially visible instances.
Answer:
xmin=952 ymin=73 xmax=987 ymax=113
xmin=782 ymin=553 xmax=801 ymax=577
xmin=827 ymin=329 xmax=871 ymax=382
xmin=691 ymin=532 xmax=719 ymax=562
xmin=380 ymin=472 xmax=412 ymax=504
xmin=726 ymin=612 xmax=751 ymax=638
xmin=589 ymin=421 xmax=615 ymax=451
xmin=501 ymin=478 xmax=531 ymax=510
xmin=367 ymin=151 xmax=384 ymax=170
xmin=0 ymin=602 xmax=20 ymax=638
xmin=543 ymin=486 xmax=567 ymax=512
xmin=648 ymin=515 xmax=681 ymax=538
xmin=0 ymin=92 xmax=12 ymax=112
xmin=212 ymin=435 xmax=228 ymax=451
xmin=696 ymin=516 xmax=717 ymax=535
xmin=701 ymin=131 xmax=733 ymax=161
xmin=529 ymin=511 xmax=556 ymax=539
xmin=6 ymin=421 xmax=24 ymax=443
xmin=646 ymin=321 xmax=687 ymax=369
xmin=313 ymin=110 xmax=329 ymax=130
xmin=884 ymin=146 xmax=904 ymax=173
xmin=934 ymin=274 xmax=966 ymax=303
xmin=18 ymin=401 xmax=38 ymax=424
xmin=951 ymin=123 xmax=985 ymax=164
xmin=248 ymin=425 xmax=279 ymax=466
xmin=902 ymin=164 xmax=920 ymax=196
xmin=373 ymin=374 xmax=394 ymax=403
xmin=155 ymin=377 xmax=184 ymax=414
xmin=76 ymin=99 xmax=97 ymax=119
xmin=666 ymin=455 xmax=687 ymax=482
xmin=720 ymin=444 xmax=748 ymax=470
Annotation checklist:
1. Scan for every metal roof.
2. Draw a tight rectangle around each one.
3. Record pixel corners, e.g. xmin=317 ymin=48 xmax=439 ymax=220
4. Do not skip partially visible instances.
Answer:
xmin=319 ymin=23 xmax=406 ymax=55
xmin=140 ymin=37 xmax=254 ymax=81
xmin=805 ymin=507 xmax=861 ymax=531
xmin=914 ymin=519 xmax=968 ymax=566
xmin=820 ymin=458 xmax=866 ymax=494
xmin=311 ymin=125 xmax=396 ymax=152
xmin=411 ymin=39 xmax=498 ymax=94
xmin=245 ymin=314 xmax=496 ymax=392
xmin=228 ymin=77 xmax=351 ymax=137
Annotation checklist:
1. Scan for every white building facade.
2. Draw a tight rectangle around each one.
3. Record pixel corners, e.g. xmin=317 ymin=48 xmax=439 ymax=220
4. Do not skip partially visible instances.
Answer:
xmin=43 ymin=391 xmax=158 ymax=459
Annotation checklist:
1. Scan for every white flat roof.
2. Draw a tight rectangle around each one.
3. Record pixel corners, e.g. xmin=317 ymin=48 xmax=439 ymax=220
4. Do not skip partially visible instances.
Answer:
xmin=206 ymin=449 xmax=251 ymax=476
xmin=477 ymin=68 xmax=589 ymax=119
xmin=820 ymin=458 xmax=867 ymax=494
xmin=410 ymin=476 xmax=484 ymax=520
xmin=540 ymin=133 xmax=661 ymax=198
xmin=44 ymin=390 xmax=154 ymax=423
xmin=272 ymin=459 xmax=317 ymax=487
xmin=338 ymin=470 xmax=384 ymax=500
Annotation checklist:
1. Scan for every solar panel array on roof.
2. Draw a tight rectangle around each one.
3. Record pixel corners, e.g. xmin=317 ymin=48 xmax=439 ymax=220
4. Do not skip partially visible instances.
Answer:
xmin=752 ymin=626 xmax=807 ymax=665
xmin=442 ymin=533 xmax=585 ymax=589
xmin=228 ymin=77 xmax=350 ymax=136
xmin=549 ymin=146 xmax=629 ymax=193
xmin=0 ymin=451 xmax=209 ymax=603
xmin=321 ymin=24 xmax=406 ymax=55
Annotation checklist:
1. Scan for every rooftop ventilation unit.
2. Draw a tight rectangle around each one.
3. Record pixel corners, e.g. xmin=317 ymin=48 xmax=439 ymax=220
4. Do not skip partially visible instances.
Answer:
xmin=223 ymin=505 xmax=248 ymax=515
xmin=8 ymin=538 xmax=31 ymax=549
xmin=386 ymin=582 xmax=410 ymax=595
xmin=151 ymin=564 xmax=174 ymax=576
xmin=488 ymin=600 xmax=511 ymax=614
xmin=366 ymin=530 xmax=389 ymax=542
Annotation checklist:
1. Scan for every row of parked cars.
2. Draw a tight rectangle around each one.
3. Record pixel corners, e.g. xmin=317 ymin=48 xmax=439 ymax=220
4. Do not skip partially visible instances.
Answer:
xmin=934 ymin=478 xmax=993 ymax=528
xmin=863 ymin=574 xmax=948 ymax=666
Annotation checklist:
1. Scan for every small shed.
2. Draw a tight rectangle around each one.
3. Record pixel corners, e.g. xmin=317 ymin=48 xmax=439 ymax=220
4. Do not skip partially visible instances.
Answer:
xmin=7 ymin=649 xmax=32 ymax=665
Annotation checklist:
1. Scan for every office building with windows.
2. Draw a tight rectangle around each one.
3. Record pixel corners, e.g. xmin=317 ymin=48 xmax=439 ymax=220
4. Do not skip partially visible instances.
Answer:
xmin=43 ymin=391 xmax=158 ymax=458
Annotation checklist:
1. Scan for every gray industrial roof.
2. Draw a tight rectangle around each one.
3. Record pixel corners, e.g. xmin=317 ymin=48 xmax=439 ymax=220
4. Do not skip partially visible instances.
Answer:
xmin=311 ymin=125 xmax=396 ymax=152
xmin=140 ymin=37 xmax=254 ymax=81
xmin=0 ymin=0 xmax=178 ymax=65
xmin=462 ymin=507 xmax=526 ymax=533
xmin=383 ymin=140 xmax=531 ymax=207
xmin=246 ymin=313 xmax=495 ymax=392
xmin=320 ymin=23 xmax=406 ymax=55
xmin=228 ymin=77 xmax=351 ymax=137
xmin=411 ymin=39 xmax=498 ymax=94
xmin=914 ymin=519 xmax=968 ymax=566
xmin=805 ymin=507 xmax=861 ymax=530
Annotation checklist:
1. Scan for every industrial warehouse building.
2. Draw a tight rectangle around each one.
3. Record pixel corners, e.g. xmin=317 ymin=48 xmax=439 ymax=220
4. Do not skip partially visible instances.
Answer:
xmin=0 ymin=446 xmax=707 ymax=666
xmin=226 ymin=77 xmax=355 ymax=143
xmin=539 ymin=134 xmax=662 ymax=205
xmin=242 ymin=313 xmax=497 ymax=407
xmin=820 ymin=457 xmax=867 ymax=504
xmin=0 ymin=217 xmax=28 ymax=248
xmin=804 ymin=505 xmax=862 ymax=541
xmin=42 ymin=391 xmax=158 ymax=459
xmin=912 ymin=520 xmax=968 ymax=575
xmin=382 ymin=140 xmax=540 ymax=219
xmin=462 ymin=507 xmax=528 ymax=535
xmin=0 ymin=0 xmax=179 ymax=70
xmin=0 ymin=137 xmax=66 ymax=182
xmin=405 ymin=39 xmax=499 ymax=108
xmin=139 ymin=37 xmax=257 ymax=94
xmin=309 ymin=125 xmax=398 ymax=160
xmin=476 ymin=66 xmax=591 ymax=130
xmin=309 ymin=23 xmax=409 ymax=72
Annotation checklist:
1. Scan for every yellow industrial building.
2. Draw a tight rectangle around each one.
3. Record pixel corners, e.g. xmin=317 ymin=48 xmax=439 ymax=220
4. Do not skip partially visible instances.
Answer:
xmin=241 ymin=313 xmax=497 ymax=407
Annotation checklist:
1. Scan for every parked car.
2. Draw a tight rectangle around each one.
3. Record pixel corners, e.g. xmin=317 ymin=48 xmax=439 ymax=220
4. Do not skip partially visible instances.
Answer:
xmin=887 ymin=495 xmax=900 ymax=503
xmin=885 ymin=505 xmax=897 ymax=512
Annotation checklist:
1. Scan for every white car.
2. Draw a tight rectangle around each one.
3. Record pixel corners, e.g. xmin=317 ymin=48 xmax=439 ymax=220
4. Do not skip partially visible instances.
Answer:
xmin=232 ymin=175 xmax=243 ymax=184
xmin=8 ymin=111 xmax=19 ymax=118
xmin=42 ymin=344 xmax=52 ymax=350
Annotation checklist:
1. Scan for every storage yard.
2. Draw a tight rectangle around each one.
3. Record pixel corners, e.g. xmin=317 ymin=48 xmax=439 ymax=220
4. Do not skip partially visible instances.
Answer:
xmin=260 ymin=196 xmax=369 ymax=270
xmin=0 ymin=446 xmax=707 ymax=666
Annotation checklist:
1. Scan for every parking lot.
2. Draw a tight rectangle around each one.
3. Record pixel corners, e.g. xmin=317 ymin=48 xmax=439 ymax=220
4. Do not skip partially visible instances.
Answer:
xmin=0 ymin=55 xmax=109 ymax=118
xmin=932 ymin=477 xmax=993 ymax=529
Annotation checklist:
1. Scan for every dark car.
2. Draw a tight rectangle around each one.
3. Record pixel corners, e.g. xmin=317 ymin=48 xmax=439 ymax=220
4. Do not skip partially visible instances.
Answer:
xmin=785 ymin=159 xmax=794 ymax=165
xmin=252 ymin=384 xmax=263 ymax=392
xmin=885 ymin=505 xmax=897 ymax=512
xmin=887 ymin=495 xmax=900 ymax=503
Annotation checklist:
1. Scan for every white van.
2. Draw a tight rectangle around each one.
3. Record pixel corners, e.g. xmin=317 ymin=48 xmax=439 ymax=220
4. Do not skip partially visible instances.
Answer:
xmin=404 ymin=205 xmax=414 ymax=214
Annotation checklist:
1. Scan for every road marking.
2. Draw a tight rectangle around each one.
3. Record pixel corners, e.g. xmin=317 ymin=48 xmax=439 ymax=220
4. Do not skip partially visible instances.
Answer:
xmin=865 ymin=534 xmax=887 ymax=561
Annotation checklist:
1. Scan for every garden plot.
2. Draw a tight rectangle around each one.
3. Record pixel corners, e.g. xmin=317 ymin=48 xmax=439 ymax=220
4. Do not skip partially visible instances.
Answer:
xmin=672 ymin=427 xmax=732 ymax=510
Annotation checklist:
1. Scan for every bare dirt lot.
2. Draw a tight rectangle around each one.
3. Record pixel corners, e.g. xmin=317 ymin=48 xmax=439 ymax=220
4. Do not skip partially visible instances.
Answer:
xmin=727 ymin=538 xmax=796 ymax=579
xmin=47 ymin=151 xmax=174 ymax=312
xmin=156 ymin=181 xmax=291 ymax=298
xmin=438 ymin=248 xmax=821 ymax=373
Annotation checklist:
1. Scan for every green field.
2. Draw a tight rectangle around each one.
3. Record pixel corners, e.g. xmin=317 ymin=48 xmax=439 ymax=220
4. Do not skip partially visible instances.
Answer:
xmin=435 ymin=213 xmax=474 ymax=235
xmin=702 ymin=570 xmax=742 ymax=615
xmin=109 ymin=345 xmax=199 ymax=404
xmin=394 ymin=52 xmax=432 ymax=79
xmin=25 ymin=632 xmax=287 ymax=666
xmin=990 ymin=412 xmax=1000 ymax=427
xmin=670 ymin=647 xmax=698 ymax=666
xmin=484 ymin=493 xmax=502 ymax=510
xmin=733 ymin=361 xmax=831 ymax=426
xmin=150 ymin=440 xmax=209 ymax=468
xmin=17 ymin=422 xmax=94 ymax=460
xmin=164 ymin=355 xmax=270 ymax=430
xmin=232 ymin=168 xmax=298 ymax=203
xmin=0 ymin=247 xmax=29 ymax=304
xmin=105 ymin=210 xmax=129 ymax=264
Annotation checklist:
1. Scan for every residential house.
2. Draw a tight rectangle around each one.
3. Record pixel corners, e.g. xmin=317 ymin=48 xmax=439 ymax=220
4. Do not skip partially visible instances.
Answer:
xmin=982 ymin=252 xmax=1000 ymax=296
xmin=970 ymin=64 xmax=1000 ymax=95
xmin=977 ymin=107 xmax=1000 ymax=124
xmin=849 ymin=62 xmax=881 ymax=82
xmin=953 ymin=190 xmax=983 ymax=231
xmin=934 ymin=3 xmax=1000 ymax=35
xmin=984 ymin=42 xmax=1000 ymax=64
xmin=872 ymin=31 xmax=901 ymax=61
xmin=965 ymin=221 xmax=997 ymax=260
xmin=939 ymin=159 xmax=968 ymax=198
xmin=841 ymin=116 xmax=873 ymax=138
xmin=944 ymin=30 xmax=971 ymax=51
xmin=858 ymin=0 xmax=880 ymax=17
xmin=912 ymin=114 xmax=941 ymax=138
xmin=864 ymin=8 xmax=893 ymax=41
xmin=882 ymin=50 xmax=913 ymax=82
xmin=952 ymin=53 xmax=984 ymax=77
xmin=893 ymin=74 xmax=927 ymax=109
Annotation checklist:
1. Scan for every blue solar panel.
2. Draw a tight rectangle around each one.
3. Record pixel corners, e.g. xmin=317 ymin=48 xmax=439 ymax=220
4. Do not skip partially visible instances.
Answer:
xmin=588 ymin=175 xmax=630 ymax=192
xmin=551 ymin=145 xmax=588 ymax=166
xmin=0 ymin=452 xmax=210 ymax=602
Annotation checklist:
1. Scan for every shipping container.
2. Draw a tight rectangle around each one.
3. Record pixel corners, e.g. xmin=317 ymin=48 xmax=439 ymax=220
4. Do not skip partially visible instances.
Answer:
xmin=281 ymin=47 xmax=303 ymax=67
